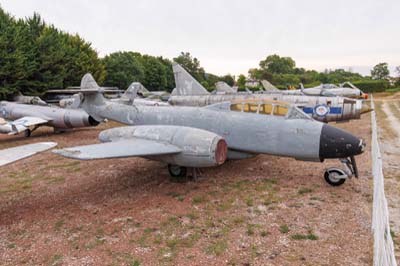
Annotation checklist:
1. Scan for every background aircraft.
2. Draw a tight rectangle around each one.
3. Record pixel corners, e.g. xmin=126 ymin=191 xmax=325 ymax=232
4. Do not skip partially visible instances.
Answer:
xmin=0 ymin=101 xmax=101 ymax=137
xmin=169 ymin=63 xmax=372 ymax=123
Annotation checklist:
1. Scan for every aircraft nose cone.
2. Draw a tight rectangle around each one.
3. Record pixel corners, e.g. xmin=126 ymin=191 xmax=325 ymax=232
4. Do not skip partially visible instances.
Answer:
xmin=319 ymin=124 xmax=365 ymax=159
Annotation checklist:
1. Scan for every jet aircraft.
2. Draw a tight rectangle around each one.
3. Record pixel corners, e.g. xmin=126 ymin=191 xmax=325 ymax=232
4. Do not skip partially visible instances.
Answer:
xmin=0 ymin=101 xmax=101 ymax=137
xmin=54 ymin=74 xmax=366 ymax=186
xmin=168 ymin=63 xmax=371 ymax=123
xmin=260 ymin=80 xmax=367 ymax=99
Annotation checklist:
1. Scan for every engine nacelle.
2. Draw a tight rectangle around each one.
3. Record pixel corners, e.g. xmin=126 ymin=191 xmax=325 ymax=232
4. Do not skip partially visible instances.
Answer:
xmin=4 ymin=103 xmax=99 ymax=129
xmin=99 ymin=125 xmax=227 ymax=168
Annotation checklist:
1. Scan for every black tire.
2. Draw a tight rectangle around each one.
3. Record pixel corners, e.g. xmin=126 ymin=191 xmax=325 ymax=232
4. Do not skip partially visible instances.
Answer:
xmin=324 ymin=169 xmax=346 ymax=186
xmin=168 ymin=164 xmax=187 ymax=182
xmin=24 ymin=129 xmax=31 ymax=138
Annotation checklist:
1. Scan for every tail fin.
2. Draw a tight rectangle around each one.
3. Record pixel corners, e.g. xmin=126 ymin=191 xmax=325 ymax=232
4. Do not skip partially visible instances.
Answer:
xmin=122 ymin=82 xmax=149 ymax=102
xmin=79 ymin=74 xmax=106 ymax=121
xmin=215 ymin=81 xmax=235 ymax=94
xmin=171 ymin=63 xmax=209 ymax=96
xmin=261 ymin=80 xmax=279 ymax=91
xmin=299 ymin=83 xmax=305 ymax=91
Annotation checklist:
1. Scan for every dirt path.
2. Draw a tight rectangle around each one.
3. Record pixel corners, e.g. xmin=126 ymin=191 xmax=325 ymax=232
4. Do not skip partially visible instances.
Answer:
xmin=374 ymin=99 xmax=400 ymax=260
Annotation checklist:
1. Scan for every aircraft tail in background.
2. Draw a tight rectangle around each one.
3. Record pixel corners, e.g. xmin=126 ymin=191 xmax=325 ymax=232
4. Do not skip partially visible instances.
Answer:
xmin=171 ymin=63 xmax=210 ymax=96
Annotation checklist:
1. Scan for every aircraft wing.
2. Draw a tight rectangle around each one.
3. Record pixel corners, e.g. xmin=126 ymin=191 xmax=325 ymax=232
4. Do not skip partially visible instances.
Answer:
xmin=10 ymin=116 xmax=49 ymax=133
xmin=0 ymin=142 xmax=57 ymax=166
xmin=53 ymin=138 xmax=182 ymax=160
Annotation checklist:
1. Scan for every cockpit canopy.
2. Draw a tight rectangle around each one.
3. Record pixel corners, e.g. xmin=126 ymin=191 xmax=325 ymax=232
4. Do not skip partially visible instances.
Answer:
xmin=226 ymin=100 xmax=311 ymax=120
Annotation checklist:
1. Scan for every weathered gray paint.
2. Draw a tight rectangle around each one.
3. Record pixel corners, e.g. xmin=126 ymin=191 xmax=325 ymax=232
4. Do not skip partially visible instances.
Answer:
xmin=169 ymin=63 xmax=369 ymax=122
xmin=77 ymin=74 xmax=323 ymax=161
xmin=0 ymin=142 xmax=57 ymax=166
xmin=0 ymin=101 xmax=99 ymax=132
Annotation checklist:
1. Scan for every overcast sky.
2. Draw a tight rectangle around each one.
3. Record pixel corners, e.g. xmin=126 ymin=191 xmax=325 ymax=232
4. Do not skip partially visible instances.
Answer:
xmin=1 ymin=0 xmax=399 ymax=76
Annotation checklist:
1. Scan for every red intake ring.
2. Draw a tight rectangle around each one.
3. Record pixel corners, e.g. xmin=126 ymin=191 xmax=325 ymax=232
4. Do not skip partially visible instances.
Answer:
xmin=215 ymin=139 xmax=228 ymax=165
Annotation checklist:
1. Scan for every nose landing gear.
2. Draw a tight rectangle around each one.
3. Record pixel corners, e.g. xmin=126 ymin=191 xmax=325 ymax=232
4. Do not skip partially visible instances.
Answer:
xmin=324 ymin=156 xmax=359 ymax=186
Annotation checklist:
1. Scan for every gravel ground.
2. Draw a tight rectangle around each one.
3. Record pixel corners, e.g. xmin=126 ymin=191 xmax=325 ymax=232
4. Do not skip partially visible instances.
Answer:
xmin=0 ymin=115 xmax=373 ymax=266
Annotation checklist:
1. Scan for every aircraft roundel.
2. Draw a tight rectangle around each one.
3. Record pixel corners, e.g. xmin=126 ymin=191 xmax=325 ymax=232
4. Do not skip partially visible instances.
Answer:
xmin=313 ymin=104 xmax=330 ymax=117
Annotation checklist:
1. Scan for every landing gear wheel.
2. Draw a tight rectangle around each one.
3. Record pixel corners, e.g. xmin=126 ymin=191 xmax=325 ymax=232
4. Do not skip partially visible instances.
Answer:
xmin=324 ymin=169 xmax=346 ymax=186
xmin=24 ymin=129 xmax=31 ymax=138
xmin=168 ymin=165 xmax=187 ymax=182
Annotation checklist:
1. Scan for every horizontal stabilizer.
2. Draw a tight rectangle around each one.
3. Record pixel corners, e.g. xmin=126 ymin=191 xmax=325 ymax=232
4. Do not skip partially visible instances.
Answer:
xmin=53 ymin=138 xmax=182 ymax=160
xmin=0 ymin=142 xmax=57 ymax=166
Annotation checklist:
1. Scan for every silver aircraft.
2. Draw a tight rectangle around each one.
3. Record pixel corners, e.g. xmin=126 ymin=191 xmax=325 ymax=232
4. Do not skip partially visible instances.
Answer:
xmin=0 ymin=101 xmax=101 ymax=137
xmin=168 ymin=63 xmax=371 ymax=123
xmin=11 ymin=92 xmax=47 ymax=106
xmin=54 ymin=74 xmax=366 ymax=186
xmin=59 ymin=82 xmax=169 ymax=109
xmin=260 ymin=80 xmax=368 ymax=99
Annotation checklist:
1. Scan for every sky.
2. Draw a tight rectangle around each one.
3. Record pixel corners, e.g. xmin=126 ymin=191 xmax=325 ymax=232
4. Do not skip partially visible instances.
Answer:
xmin=1 ymin=0 xmax=399 ymax=76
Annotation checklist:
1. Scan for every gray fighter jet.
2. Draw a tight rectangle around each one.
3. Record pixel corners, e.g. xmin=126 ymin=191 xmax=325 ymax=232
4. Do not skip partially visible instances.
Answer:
xmin=0 ymin=101 xmax=101 ymax=137
xmin=11 ymin=92 xmax=47 ymax=106
xmin=260 ymin=80 xmax=368 ymax=99
xmin=53 ymin=74 xmax=366 ymax=186
xmin=169 ymin=63 xmax=371 ymax=123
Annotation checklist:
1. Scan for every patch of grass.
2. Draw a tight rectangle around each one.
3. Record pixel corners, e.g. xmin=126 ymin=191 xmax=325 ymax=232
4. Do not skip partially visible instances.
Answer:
xmin=192 ymin=195 xmax=205 ymax=204
xmin=231 ymin=216 xmax=246 ymax=225
xmin=260 ymin=231 xmax=269 ymax=237
xmin=166 ymin=191 xmax=185 ymax=201
xmin=186 ymin=212 xmax=199 ymax=220
xmin=206 ymin=240 xmax=227 ymax=256
xmin=245 ymin=197 xmax=254 ymax=207
xmin=291 ymin=230 xmax=319 ymax=241
xmin=298 ymin=187 xmax=313 ymax=195
xmin=50 ymin=254 xmax=63 ymax=266
xmin=279 ymin=224 xmax=289 ymax=234
xmin=247 ymin=224 xmax=255 ymax=236
xmin=309 ymin=196 xmax=324 ymax=202
xmin=54 ymin=219 xmax=65 ymax=231
xmin=255 ymin=178 xmax=277 ymax=192
xmin=7 ymin=243 xmax=16 ymax=249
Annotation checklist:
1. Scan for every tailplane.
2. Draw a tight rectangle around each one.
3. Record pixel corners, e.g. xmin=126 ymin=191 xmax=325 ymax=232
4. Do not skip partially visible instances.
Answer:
xmin=171 ymin=63 xmax=210 ymax=96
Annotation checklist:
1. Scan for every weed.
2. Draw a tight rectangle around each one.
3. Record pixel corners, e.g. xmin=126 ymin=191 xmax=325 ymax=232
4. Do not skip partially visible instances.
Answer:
xmin=279 ymin=224 xmax=289 ymax=234
xmin=206 ymin=240 xmax=227 ymax=256
xmin=298 ymin=187 xmax=313 ymax=195
xmin=192 ymin=195 xmax=205 ymax=204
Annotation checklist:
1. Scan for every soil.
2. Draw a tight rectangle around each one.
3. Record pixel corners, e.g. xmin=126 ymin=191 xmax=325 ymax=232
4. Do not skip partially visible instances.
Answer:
xmin=374 ymin=97 xmax=400 ymax=260
xmin=0 ymin=117 xmax=373 ymax=266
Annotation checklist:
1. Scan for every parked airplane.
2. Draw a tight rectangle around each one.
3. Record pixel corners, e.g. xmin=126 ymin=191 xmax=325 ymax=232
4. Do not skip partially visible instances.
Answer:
xmin=54 ymin=74 xmax=366 ymax=186
xmin=169 ymin=63 xmax=372 ymax=123
xmin=0 ymin=101 xmax=101 ymax=137
xmin=0 ymin=142 xmax=57 ymax=166
xmin=260 ymin=80 xmax=368 ymax=99
xmin=10 ymin=92 xmax=47 ymax=106
xmin=59 ymin=82 xmax=169 ymax=108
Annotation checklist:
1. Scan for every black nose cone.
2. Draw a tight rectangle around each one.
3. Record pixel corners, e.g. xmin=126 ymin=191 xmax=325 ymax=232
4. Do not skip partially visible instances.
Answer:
xmin=319 ymin=124 xmax=365 ymax=159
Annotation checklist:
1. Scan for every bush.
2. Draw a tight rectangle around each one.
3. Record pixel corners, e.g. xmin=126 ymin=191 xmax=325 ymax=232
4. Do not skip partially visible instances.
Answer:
xmin=351 ymin=80 xmax=390 ymax=93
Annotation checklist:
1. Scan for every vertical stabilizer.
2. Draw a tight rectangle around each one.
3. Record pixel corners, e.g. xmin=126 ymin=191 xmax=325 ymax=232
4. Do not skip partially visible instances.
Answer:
xmin=79 ymin=74 xmax=105 ymax=120
xmin=261 ymin=80 xmax=279 ymax=91
xmin=172 ymin=63 xmax=209 ymax=96
xmin=215 ymin=82 xmax=235 ymax=94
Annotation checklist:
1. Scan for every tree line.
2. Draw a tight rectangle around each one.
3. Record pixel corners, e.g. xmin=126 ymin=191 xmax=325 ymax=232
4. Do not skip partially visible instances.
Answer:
xmin=0 ymin=7 xmax=399 ymax=100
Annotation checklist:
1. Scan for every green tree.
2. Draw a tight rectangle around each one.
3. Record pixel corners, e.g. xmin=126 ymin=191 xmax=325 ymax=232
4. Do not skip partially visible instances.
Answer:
xmin=259 ymin=54 xmax=295 ymax=74
xmin=102 ymin=51 xmax=144 ymax=89
xmin=140 ymin=55 xmax=167 ymax=90
xmin=371 ymin=63 xmax=390 ymax=80
xmin=237 ymin=74 xmax=246 ymax=89
xmin=220 ymin=74 xmax=235 ymax=86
